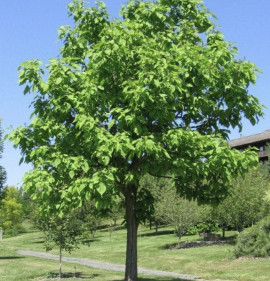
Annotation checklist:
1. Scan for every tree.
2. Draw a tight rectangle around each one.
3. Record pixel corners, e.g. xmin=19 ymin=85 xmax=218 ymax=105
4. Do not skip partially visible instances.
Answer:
xmin=157 ymin=184 xmax=202 ymax=246
xmin=234 ymin=216 xmax=270 ymax=258
xmin=19 ymin=187 xmax=37 ymax=220
xmin=0 ymin=120 xmax=6 ymax=198
xmin=0 ymin=186 xmax=23 ymax=235
xmin=37 ymin=212 xmax=88 ymax=278
xmin=105 ymin=199 xmax=125 ymax=241
xmin=212 ymin=167 xmax=270 ymax=238
xmin=211 ymin=199 xmax=233 ymax=239
xmin=139 ymin=174 xmax=167 ymax=233
xmin=261 ymin=145 xmax=270 ymax=175
xmin=75 ymin=200 xmax=102 ymax=239
xmin=9 ymin=1 xmax=263 ymax=280
xmin=140 ymin=174 xmax=204 ymax=237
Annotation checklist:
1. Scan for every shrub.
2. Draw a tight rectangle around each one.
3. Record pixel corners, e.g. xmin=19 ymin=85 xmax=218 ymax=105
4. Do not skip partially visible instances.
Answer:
xmin=234 ymin=216 xmax=270 ymax=258
xmin=3 ymin=224 xmax=25 ymax=238
xmin=187 ymin=221 xmax=219 ymax=235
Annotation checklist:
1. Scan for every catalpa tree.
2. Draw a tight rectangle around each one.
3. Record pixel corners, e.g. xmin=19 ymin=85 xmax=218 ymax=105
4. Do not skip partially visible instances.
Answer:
xmin=9 ymin=0 xmax=263 ymax=280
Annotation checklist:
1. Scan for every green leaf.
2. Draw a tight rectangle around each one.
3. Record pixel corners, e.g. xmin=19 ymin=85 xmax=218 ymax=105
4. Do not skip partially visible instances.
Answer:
xmin=95 ymin=200 xmax=104 ymax=210
xmin=97 ymin=183 xmax=106 ymax=195
xmin=102 ymin=156 xmax=110 ymax=165
xmin=85 ymin=191 xmax=91 ymax=201
xmin=55 ymin=77 xmax=62 ymax=85
xmin=134 ymin=125 xmax=142 ymax=136
xmin=19 ymin=157 xmax=24 ymax=165
xmin=23 ymin=85 xmax=31 ymax=94
xmin=154 ymin=79 xmax=160 ymax=87
xmin=82 ymin=162 xmax=89 ymax=173
xmin=69 ymin=171 xmax=75 ymax=179
xmin=55 ymin=159 xmax=61 ymax=166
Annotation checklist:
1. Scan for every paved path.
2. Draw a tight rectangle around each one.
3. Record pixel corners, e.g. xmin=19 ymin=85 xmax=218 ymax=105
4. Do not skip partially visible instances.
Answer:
xmin=18 ymin=250 xmax=199 ymax=280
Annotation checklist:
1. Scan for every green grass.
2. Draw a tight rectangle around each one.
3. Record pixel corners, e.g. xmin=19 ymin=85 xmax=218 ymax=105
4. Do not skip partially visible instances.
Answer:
xmin=1 ymin=224 xmax=270 ymax=281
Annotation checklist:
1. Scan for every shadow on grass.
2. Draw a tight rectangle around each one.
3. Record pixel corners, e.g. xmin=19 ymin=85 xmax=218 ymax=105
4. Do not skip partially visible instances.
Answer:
xmin=139 ymin=278 xmax=191 ymax=281
xmin=82 ymin=238 xmax=101 ymax=243
xmin=0 ymin=256 xmax=24 ymax=260
xmin=47 ymin=271 xmax=99 ymax=279
xmin=222 ymin=235 xmax=237 ymax=244
xmin=33 ymin=240 xmax=45 ymax=244
xmin=140 ymin=230 xmax=175 ymax=237
xmin=159 ymin=238 xmax=236 ymax=251
xmin=159 ymin=242 xmax=178 ymax=250
xmin=114 ymin=277 xmax=190 ymax=281
xmin=34 ymin=237 xmax=102 ymax=244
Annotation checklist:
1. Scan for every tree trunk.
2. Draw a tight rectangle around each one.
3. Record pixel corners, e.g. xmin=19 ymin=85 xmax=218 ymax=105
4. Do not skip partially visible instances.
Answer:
xmin=155 ymin=221 xmax=158 ymax=235
xmin=59 ymin=245 xmax=62 ymax=278
xmin=178 ymin=234 xmax=181 ymax=248
xmin=110 ymin=226 xmax=112 ymax=242
xmin=125 ymin=184 xmax=138 ymax=281
xmin=222 ymin=226 xmax=225 ymax=239
xmin=177 ymin=227 xmax=182 ymax=248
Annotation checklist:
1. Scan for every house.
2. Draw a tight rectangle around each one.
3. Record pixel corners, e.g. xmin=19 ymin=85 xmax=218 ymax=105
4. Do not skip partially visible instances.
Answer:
xmin=228 ymin=129 xmax=270 ymax=162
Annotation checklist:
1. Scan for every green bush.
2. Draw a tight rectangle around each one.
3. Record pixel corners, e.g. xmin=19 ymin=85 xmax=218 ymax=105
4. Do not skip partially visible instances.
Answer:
xmin=187 ymin=221 xmax=219 ymax=235
xmin=3 ymin=224 xmax=25 ymax=238
xmin=234 ymin=216 xmax=270 ymax=258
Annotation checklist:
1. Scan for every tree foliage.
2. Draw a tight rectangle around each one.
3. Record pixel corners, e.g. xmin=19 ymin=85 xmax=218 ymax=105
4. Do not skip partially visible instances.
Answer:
xmin=212 ymin=167 xmax=270 ymax=237
xmin=38 ymin=212 xmax=88 ymax=278
xmin=140 ymin=174 xmax=209 ymax=238
xmin=9 ymin=0 xmax=263 ymax=280
xmin=158 ymin=186 xmax=202 ymax=245
xmin=234 ymin=216 xmax=270 ymax=258
xmin=139 ymin=174 xmax=167 ymax=232
xmin=74 ymin=200 xmax=103 ymax=239
xmin=0 ymin=186 xmax=23 ymax=234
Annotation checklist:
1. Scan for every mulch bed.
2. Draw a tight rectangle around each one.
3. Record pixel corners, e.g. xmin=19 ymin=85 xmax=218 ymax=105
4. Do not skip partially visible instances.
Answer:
xmin=169 ymin=240 xmax=235 ymax=250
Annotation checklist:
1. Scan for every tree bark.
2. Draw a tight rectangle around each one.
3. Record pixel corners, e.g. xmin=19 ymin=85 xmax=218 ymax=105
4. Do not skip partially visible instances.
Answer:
xmin=222 ymin=226 xmax=225 ymax=239
xmin=125 ymin=184 xmax=138 ymax=281
xmin=59 ymin=244 xmax=62 ymax=279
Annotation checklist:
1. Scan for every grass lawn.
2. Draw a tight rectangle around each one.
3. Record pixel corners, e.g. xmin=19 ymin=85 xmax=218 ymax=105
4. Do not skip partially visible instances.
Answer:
xmin=0 ymin=224 xmax=270 ymax=281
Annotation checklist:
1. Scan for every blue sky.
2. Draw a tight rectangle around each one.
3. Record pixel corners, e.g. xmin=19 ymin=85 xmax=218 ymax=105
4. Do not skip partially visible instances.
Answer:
xmin=1 ymin=0 xmax=269 ymax=187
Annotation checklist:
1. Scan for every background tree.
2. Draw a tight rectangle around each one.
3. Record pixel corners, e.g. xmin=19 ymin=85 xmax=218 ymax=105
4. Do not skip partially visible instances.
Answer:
xmin=261 ymin=145 xmax=270 ymax=175
xmin=211 ymin=199 xmax=233 ymax=239
xmin=37 ymin=212 xmax=88 ymax=279
xmin=212 ymin=167 xmax=270 ymax=238
xmin=158 ymin=186 xmax=202 ymax=246
xmin=0 ymin=186 xmax=24 ymax=236
xmin=105 ymin=200 xmax=125 ymax=241
xmin=75 ymin=200 xmax=102 ymax=240
xmin=9 ymin=0 xmax=263 ymax=280
xmin=234 ymin=216 xmax=270 ymax=258
xmin=0 ymin=120 xmax=6 ymax=199
xmin=19 ymin=187 xmax=38 ymax=221
xmin=141 ymin=174 xmax=214 ymax=238
xmin=139 ymin=174 xmax=165 ymax=233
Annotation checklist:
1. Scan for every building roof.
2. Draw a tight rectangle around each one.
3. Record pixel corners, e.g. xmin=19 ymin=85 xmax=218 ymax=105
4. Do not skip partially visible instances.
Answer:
xmin=229 ymin=129 xmax=270 ymax=148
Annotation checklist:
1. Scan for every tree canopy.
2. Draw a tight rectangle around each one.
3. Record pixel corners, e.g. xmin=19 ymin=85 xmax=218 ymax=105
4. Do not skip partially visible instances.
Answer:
xmin=9 ymin=0 xmax=263 ymax=280
xmin=212 ymin=167 xmax=270 ymax=238
xmin=0 ymin=186 xmax=23 ymax=233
